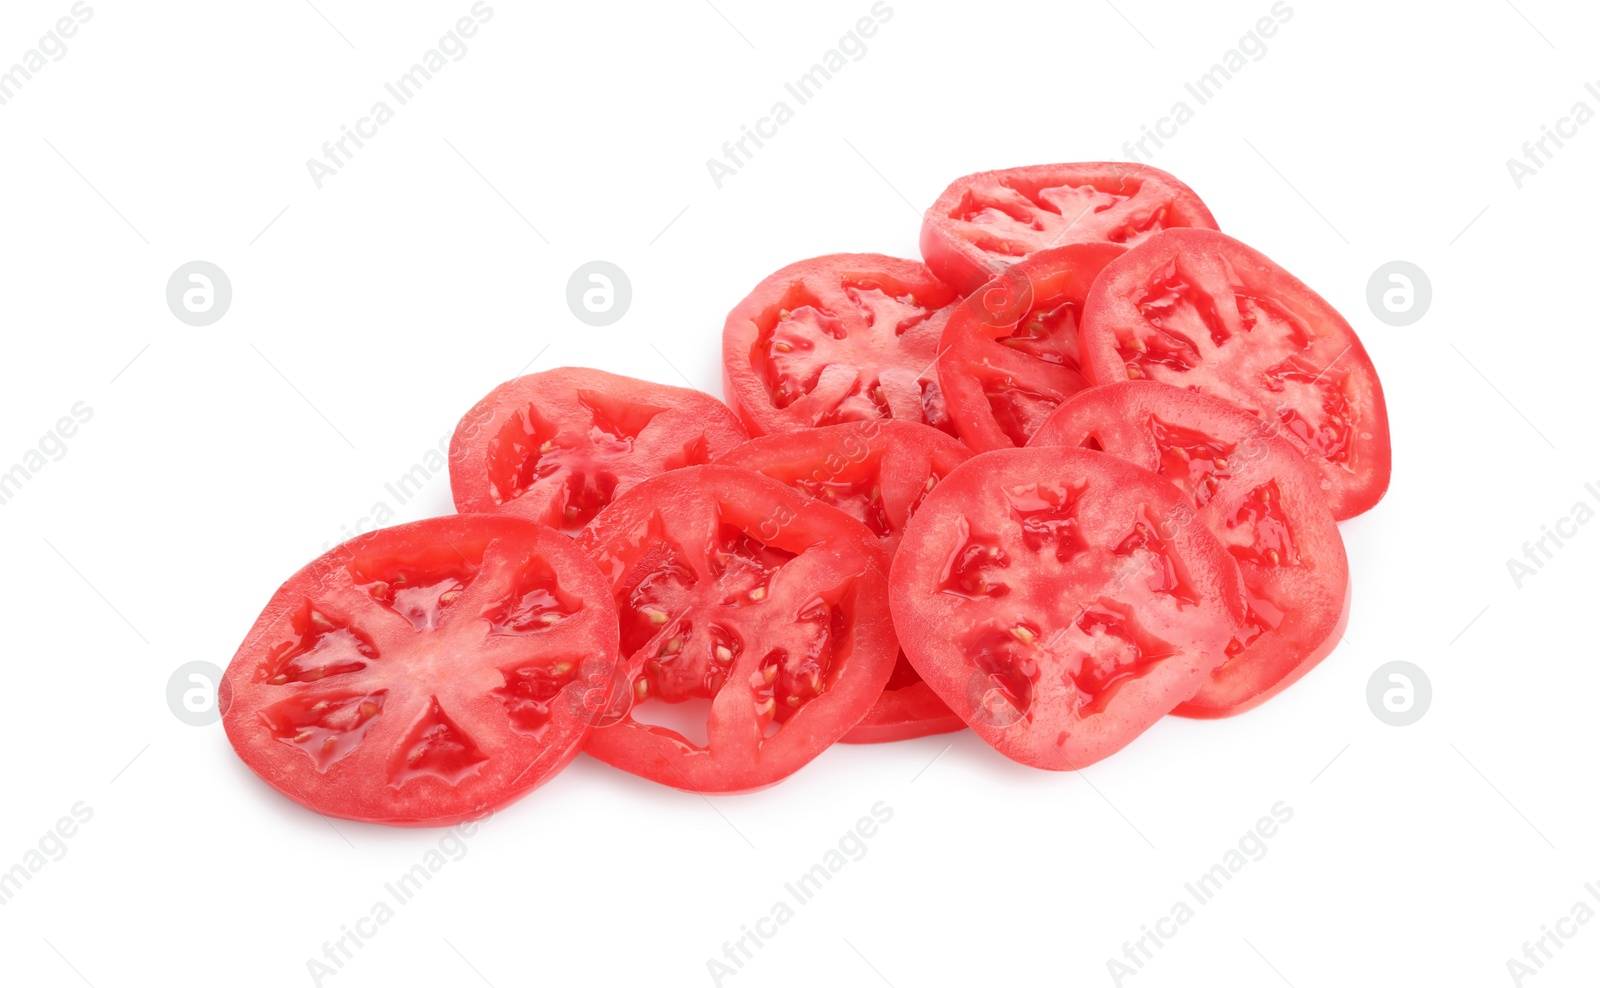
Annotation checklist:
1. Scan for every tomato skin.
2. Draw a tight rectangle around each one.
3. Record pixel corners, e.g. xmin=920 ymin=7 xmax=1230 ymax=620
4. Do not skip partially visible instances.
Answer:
xmin=1029 ymin=382 xmax=1350 ymax=717
xmin=889 ymin=447 xmax=1248 ymax=769
xmin=936 ymin=243 xmax=1123 ymax=452
xmin=920 ymin=162 xmax=1219 ymax=294
xmin=1078 ymin=229 xmax=1391 ymax=519
xmin=715 ymin=420 xmax=973 ymax=742
xmin=449 ymin=367 xmax=748 ymax=534
xmin=576 ymin=465 xmax=897 ymax=792
xmin=221 ymin=515 xmax=620 ymax=827
xmin=721 ymin=254 xmax=960 ymax=438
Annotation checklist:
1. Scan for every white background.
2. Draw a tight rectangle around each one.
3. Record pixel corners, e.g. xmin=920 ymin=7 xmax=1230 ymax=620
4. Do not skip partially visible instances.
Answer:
xmin=1 ymin=1 xmax=1596 ymax=985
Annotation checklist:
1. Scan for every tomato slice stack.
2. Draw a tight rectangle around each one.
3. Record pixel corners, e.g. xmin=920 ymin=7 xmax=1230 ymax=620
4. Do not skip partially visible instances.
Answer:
xmin=716 ymin=420 xmax=972 ymax=742
xmin=1028 ymin=382 xmax=1350 ymax=717
xmin=576 ymin=465 xmax=896 ymax=791
xmin=936 ymin=243 xmax=1123 ymax=451
xmin=1079 ymin=229 xmax=1391 ymax=519
xmin=222 ymin=160 xmax=1395 ymax=824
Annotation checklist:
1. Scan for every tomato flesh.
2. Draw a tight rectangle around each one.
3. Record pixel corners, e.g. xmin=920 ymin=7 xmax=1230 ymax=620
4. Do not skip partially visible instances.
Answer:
xmin=221 ymin=515 xmax=621 ymax=826
xmin=889 ymin=447 xmax=1247 ymax=769
xmin=722 ymin=254 xmax=959 ymax=438
xmin=1079 ymin=229 xmax=1391 ymax=519
xmin=919 ymin=162 xmax=1219 ymax=293
xmin=716 ymin=421 xmax=972 ymax=742
xmin=577 ymin=465 xmax=896 ymax=791
xmin=936 ymin=243 xmax=1123 ymax=451
xmin=1029 ymin=381 xmax=1350 ymax=716
xmin=450 ymin=367 xmax=748 ymax=534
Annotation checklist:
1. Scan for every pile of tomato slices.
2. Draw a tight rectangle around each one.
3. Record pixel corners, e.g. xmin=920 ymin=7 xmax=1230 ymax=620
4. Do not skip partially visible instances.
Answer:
xmin=222 ymin=161 xmax=1390 ymax=825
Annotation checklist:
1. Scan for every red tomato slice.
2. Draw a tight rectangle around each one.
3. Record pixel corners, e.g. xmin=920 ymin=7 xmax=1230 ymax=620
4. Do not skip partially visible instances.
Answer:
xmin=449 ymin=367 xmax=748 ymax=534
xmin=221 ymin=515 xmax=621 ymax=826
xmin=576 ymin=465 xmax=897 ymax=791
xmin=715 ymin=420 xmax=972 ymax=742
xmin=1079 ymin=229 xmax=1391 ymax=519
xmin=889 ymin=447 xmax=1247 ymax=769
xmin=920 ymin=162 xmax=1219 ymax=293
xmin=1029 ymin=382 xmax=1350 ymax=716
xmin=721 ymin=254 xmax=960 ymax=438
xmin=937 ymin=243 xmax=1124 ymax=451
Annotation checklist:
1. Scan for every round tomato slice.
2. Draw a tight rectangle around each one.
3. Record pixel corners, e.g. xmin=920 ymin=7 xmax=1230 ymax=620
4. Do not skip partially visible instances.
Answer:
xmin=715 ymin=420 xmax=972 ymax=743
xmin=221 ymin=515 xmax=621 ymax=826
xmin=889 ymin=447 xmax=1247 ymax=769
xmin=1079 ymin=229 xmax=1391 ymax=519
xmin=937 ymin=243 xmax=1123 ymax=451
xmin=919 ymin=162 xmax=1219 ymax=293
xmin=1029 ymin=382 xmax=1350 ymax=717
xmin=721 ymin=254 xmax=960 ymax=438
xmin=449 ymin=367 xmax=748 ymax=534
xmin=576 ymin=465 xmax=896 ymax=792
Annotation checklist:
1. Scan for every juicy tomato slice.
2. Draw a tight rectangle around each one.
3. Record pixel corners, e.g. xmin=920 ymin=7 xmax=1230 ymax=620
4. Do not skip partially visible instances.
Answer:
xmin=716 ymin=420 xmax=972 ymax=742
xmin=721 ymin=254 xmax=960 ymax=439
xmin=1029 ymin=382 xmax=1350 ymax=716
xmin=576 ymin=464 xmax=896 ymax=792
xmin=449 ymin=367 xmax=748 ymax=534
xmin=221 ymin=515 xmax=621 ymax=826
xmin=889 ymin=447 xmax=1247 ymax=769
xmin=937 ymin=243 xmax=1124 ymax=452
xmin=1079 ymin=229 xmax=1391 ymax=519
xmin=919 ymin=162 xmax=1219 ymax=293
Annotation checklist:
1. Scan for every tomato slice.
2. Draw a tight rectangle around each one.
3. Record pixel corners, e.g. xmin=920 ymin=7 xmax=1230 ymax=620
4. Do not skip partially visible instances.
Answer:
xmin=920 ymin=162 xmax=1219 ymax=293
xmin=715 ymin=420 xmax=972 ymax=742
xmin=889 ymin=447 xmax=1247 ymax=769
xmin=1029 ymin=382 xmax=1350 ymax=716
xmin=721 ymin=254 xmax=960 ymax=438
xmin=1079 ymin=229 xmax=1391 ymax=519
xmin=221 ymin=515 xmax=621 ymax=826
xmin=936 ymin=243 xmax=1123 ymax=452
xmin=449 ymin=367 xmax=748 ymax=534
xmin=576 ymin=465 xmax=897 ymax=791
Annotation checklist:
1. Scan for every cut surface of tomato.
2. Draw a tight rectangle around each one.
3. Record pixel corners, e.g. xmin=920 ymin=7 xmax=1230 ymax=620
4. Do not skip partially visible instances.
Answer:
xmin=576 ymin=465 xmax=896 ymax=791
xmin=721 ymin=254 xmax=960 ymax=439
xmin=716 ymin=420 xmax=972 ymax=742
xmin=920 ymin=162 xmax=1219 ymax=293
xmin=1079 ymin=229 xmax=1391 ymax=519
xmin=936 ymin=243 xmax=1123 ymax=452
xmin=889 ymin=447 xmax=1247 ymax=769
xmin=1029 ymin=382 xmax=1349 ymax=716
xmin=221 ymin=515 xmax=621 ymax=826
xmin=449 ymin=367 xmax=748 ymax=534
